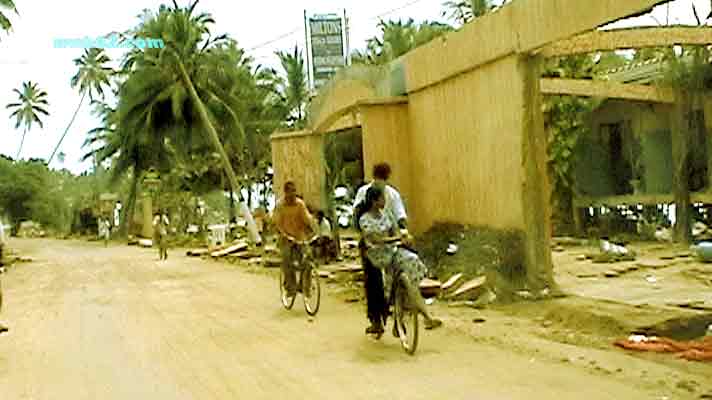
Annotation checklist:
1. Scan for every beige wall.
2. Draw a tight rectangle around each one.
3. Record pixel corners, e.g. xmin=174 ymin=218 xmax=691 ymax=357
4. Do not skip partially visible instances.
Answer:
xmin=360 ymin=103 xmax=413 ymax=212
xmin=406 ymin=56 xmax=525 ymax=234
xmin=271 ymin=131 xmax=324 ymax=210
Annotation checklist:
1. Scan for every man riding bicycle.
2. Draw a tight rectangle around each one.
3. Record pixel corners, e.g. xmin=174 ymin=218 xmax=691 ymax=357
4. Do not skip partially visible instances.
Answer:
xmin=274 ymin=181 xmax=317 ymax=299
xmin=353 ymin=163 xmax=410 ymax=335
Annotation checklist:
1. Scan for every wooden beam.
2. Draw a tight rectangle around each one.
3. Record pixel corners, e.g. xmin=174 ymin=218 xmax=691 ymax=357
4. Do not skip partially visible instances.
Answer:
xmin=539 ymin=27 xmax=712 ymax=57
xmin=540 ymin=78 xmax=675 ymax=103
xmin=404 ymin=0 xmax=669 ymax=93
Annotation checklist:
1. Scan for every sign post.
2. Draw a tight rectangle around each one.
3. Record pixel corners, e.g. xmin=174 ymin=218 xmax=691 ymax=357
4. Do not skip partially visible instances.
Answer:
xmin=306 ymin=12 xmax=347 ymax=91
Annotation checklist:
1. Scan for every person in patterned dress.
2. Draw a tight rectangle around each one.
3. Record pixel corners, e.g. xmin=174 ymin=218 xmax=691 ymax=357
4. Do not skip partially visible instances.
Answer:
xmin=357 ymin=185 xmax=442 ymax=332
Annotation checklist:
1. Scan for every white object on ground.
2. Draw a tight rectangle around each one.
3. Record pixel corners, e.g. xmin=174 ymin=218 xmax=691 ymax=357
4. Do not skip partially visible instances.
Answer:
xmin=645 ymin=275 xmax=657 ymax=284
xmin=447 ymin=243 xmax=459 ymax=255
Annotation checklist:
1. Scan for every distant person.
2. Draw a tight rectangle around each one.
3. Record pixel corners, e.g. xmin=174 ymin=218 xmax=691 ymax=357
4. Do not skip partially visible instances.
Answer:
xmin=99 ymin=217 xmax=110 ymax=247
xmin=153 ymin=211 xmax=170 ymax=261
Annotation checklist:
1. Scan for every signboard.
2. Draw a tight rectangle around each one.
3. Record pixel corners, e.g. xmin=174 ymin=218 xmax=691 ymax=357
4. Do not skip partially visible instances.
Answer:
xmin=308 ymin=15 xmax=346 ymax=89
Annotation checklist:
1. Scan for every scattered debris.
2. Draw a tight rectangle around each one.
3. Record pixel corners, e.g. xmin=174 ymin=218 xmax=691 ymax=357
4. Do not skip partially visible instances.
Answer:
xmin=472 ymin=317 xmax=486 ymax=324
xmin=210 ymin=242 xmax=248 ymax=258
xmin=645 ymin=275 xmax=658 ymax=284
xmin=446 ymin=242 xmax=459 ymax=255
xmin=335 ymin=264 xmax=362 ymax=273
xmin=263 ymin=257 xmax=282 ymax=268
xmin=604 ymin=271 xmax=620 ymax=278
xmin=420 ymin=278 xmax=442 ymax=298
xmin=441 ymin=273 xmax=463 ymax=291
xmin=654 ymin=227 xmax=672 ymax=242
xmin=576 ymin=255 xmax=587 ymax=261
xmin=186 ymin=249 xmax=209 ymax=257
xmin=138 ymin=239 xmax=153 ymax=248
xmin=449 ymin=277 xmax=486 ymax=298
xmin=553 ymin=245 xmax=565 ymax=252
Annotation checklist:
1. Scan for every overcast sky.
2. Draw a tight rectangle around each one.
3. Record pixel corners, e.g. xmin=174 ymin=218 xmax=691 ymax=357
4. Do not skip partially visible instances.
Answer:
xmin=0 ymin=0 xmax=707 ymax=174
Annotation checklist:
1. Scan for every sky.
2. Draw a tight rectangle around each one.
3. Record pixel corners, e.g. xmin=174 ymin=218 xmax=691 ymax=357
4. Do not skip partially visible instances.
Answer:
xmin=0 ymin=0 xmax=708 ymax=175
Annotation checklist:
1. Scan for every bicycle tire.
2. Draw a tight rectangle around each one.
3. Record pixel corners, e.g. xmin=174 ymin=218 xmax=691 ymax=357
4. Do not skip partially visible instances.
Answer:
xmin=279 ymin=269 xmax=296 ymax=310
xmin=394 ymin=275 xmax=419 ymax=355
xmin=303 ymin=266 xmax=321 ymax=316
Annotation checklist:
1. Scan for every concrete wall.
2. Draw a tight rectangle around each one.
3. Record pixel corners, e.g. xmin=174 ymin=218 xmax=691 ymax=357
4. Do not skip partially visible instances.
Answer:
xmin=360 ymin=103 xmax=413 ymax=213
xmin=270 ymin=131 xmax=324 ymax=210
xmin=406 ymin=56 xmax=526 ymax=234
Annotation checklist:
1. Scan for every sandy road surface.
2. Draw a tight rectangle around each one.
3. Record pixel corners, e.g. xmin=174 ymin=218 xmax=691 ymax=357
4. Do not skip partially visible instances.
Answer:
xmin=0 ymin=239 xmax=681 ymax=399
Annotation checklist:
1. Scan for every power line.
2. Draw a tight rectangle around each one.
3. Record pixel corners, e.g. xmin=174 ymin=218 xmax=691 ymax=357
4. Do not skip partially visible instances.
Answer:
xmin=246 ymin=0 xmax=434 ymax=54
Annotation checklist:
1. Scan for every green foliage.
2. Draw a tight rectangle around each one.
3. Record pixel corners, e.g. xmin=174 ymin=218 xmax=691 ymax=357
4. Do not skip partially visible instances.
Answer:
xmin=0 ymin=0 xmax=17 ymax=34
xmin=442 ymin=0 xmax=493 ymax=25
xmin=5 ymin=81 xmax=50 ymax=158
xmin=353 ymin=19 xmax=454 ymax=66
xmin=275 ymin=45 xmax=308 ymax=127
xmin=0 ymin=158 xmax=92 ymax=233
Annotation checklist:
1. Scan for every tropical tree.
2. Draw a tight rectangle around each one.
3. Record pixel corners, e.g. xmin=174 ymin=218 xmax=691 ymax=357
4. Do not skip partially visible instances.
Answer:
xmin=5 ymin=81 xmax=49 ymax=159
xmin=48 ymin=48 xmax=113 ymax=165
xmin=275 ymin=45 xmax=308 ymax=127
xmin=105 ymin=0 xmax=262 ymax=242
xmin=0 ymin=0 xmax=17 ymax=36
xmin=354 ymin=19 xmax=453 ymax=65
xmin=442 ymin=0 xmax=493 ymax=25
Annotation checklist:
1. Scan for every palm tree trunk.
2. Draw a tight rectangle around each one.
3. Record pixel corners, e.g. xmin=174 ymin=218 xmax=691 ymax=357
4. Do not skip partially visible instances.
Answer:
xmin=16 ymin=126 xmax=27 ymax=159
xmin=48 ymin=92 xmax=86 ymax=164
xmin=121 ymin=173 xmax=139 ymax=237
xmin=177 ymin=61 xmax=262 ymax=244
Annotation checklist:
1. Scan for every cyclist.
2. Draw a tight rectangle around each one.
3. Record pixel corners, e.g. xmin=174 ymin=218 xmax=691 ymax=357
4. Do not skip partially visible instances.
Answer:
xmin=353 ymin=163 xmax=408 ymax=335
xmin=274 ymin=181 xmax=317 ymax=299
xmin=357 ymin=185 xmax=442 ymax=332
xmin=0 ymin=218 xmax=7 ymax=334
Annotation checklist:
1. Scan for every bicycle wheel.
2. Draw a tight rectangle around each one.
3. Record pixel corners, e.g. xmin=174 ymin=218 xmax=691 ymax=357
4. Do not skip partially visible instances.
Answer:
xmin=394 ymin=276 xmax=419 ymax=355
xmin=303 ymin=265 xmax=321 ymax=316
xmin=279 ymin=269 xmax=296 ymax=310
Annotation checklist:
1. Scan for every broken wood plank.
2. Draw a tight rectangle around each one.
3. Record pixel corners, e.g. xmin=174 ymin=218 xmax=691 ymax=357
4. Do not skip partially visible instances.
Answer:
xmin=442 ymin=273 xmax=463 ymax=291
xmin=335 ymin=264 xmax=363 ymax=273
xmin=138 ymin=239 xmax=153 ymax=248
xmin=263 ymin=257 xmax=282 ymax=268
xmin=210 ymin=242 xmax=248 ymax=258
xmin=449 ymin=277 xmax=486 ymax=298
xmin=637 ymin=259 xmax=671 ymax=269
xmin=186 ymin=248 xmax=209 ymax=257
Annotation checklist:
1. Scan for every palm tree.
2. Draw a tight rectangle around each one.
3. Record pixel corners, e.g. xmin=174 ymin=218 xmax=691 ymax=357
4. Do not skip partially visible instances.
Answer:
xmin=111 ymin=0 xmax=262 ymax=243
xmin=275 ymin=45 xmax=308 ymax=126
xmin=6 ymin=81 xmax=49 ymax=159
xmin=48 ymin=48 xmax=113 ymax=164
xmin=358 ymin=19 xmax=453 ymax=65
xmin=442 ymin=0 xmax=493 ymax=25
xmin=0 ymin=0 xmax=17 ymax=35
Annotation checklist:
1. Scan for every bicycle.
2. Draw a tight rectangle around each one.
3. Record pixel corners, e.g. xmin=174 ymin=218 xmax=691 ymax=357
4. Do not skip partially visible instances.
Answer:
xmin=279 ymin=236 xmax=321 ymax=316
xmin=371 ymin=238 xmax=421 ymax=355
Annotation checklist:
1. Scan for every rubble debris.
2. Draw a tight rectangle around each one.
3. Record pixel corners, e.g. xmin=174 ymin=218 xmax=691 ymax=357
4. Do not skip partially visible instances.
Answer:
xmin=263 ymin=257 xmax=282 ymax=268
xmin=441 ymin=273 xmax=463 ymax=291
xmin=576 ymin=255 xmax=587 ymax=261
xmin=446 ymin=242 xmax=459 ymax=255
xmin=449 ymin=277 xmax=486 ymax=298
xmin=335 ymin=264 xmax=363 ymax=273
xmin=186 ymin=249 xmax=209 ymax=257
xmin=654 ymin=227 xmax=672 ymax=242
xmin=138 ymin=239 xmax=153 ymax=248
xmin=636 ymin=259 xmax=670 ymax=269
xmin=419 ymin=278 xmax=442 ymax=298
xmin=210 ymin=242 xmax=248 ymax=258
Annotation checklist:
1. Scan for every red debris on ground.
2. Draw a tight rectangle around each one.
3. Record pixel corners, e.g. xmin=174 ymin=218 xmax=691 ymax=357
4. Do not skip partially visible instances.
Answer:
xmin=614 ymin=336 xmax=712 ymax=362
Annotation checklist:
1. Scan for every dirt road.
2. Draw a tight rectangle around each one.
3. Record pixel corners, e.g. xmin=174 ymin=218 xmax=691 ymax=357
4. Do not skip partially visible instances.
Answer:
xmin=0 ymin=239 xmax=692 ymax=399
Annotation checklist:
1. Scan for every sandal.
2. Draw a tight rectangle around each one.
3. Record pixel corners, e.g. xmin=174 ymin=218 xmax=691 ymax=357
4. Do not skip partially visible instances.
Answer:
xmin=425 ymin=318 xmax=443 ymax=330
